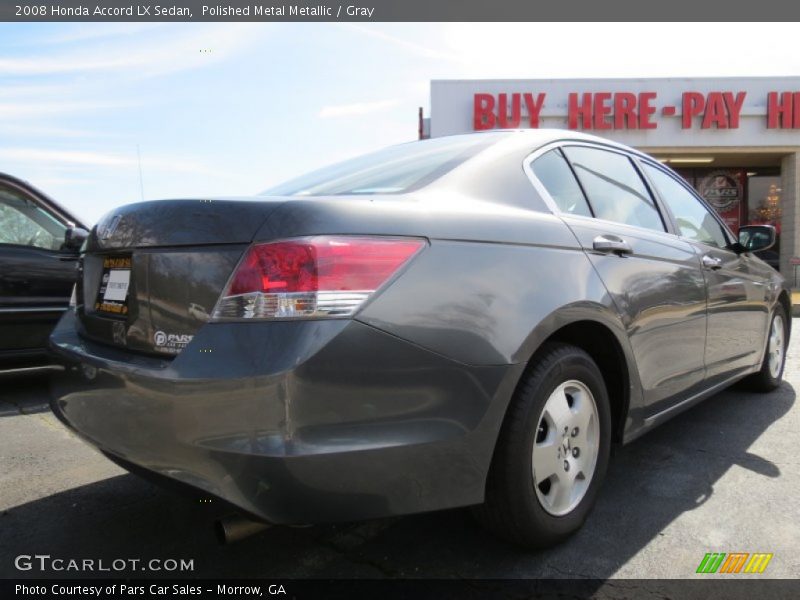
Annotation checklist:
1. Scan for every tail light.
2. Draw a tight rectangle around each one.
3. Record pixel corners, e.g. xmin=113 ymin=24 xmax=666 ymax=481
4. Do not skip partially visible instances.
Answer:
xmin=212 ymin=236 xmax=425 ymax=320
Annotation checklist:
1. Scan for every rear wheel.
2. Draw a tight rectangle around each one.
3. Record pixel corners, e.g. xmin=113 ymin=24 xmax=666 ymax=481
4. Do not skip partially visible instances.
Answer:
xmin=474 ymin=343 xmax=611 ymax=548
xmin=744 ymin=305 xmax=788 ymax=392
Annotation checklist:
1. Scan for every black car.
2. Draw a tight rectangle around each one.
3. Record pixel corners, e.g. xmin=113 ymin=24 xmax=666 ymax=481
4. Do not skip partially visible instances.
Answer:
xmin=0 ymin=173 xmax=88 ymax=368
xmin=49 ymin=131 xmax=789 ymax=548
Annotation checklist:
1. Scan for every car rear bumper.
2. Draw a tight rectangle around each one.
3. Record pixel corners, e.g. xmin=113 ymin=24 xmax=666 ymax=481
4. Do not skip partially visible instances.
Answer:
xmin=49 ymin=310 xmax=520 ymax=524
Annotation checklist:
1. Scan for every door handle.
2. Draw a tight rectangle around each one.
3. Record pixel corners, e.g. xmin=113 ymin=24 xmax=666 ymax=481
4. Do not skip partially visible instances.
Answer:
xmin=702 ymin=254 xmax=723 ymax=270
xmin=592 ymin=235 xmax=632 ymax=256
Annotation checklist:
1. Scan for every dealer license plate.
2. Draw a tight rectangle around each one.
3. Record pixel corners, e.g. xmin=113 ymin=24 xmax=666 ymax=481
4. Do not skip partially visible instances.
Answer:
xmin=95 ymin=256 xmax=132 ymax=317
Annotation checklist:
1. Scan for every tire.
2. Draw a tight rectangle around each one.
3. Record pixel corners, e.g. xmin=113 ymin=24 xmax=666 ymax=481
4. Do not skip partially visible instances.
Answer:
xmin=473 ymin=342 xmax=612 ymax=549
xmin=743 ymin=305 xmax=788 ymax=392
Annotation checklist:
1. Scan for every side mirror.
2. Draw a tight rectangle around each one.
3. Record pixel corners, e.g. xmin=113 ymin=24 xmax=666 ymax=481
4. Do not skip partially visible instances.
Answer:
xmin=738 ymin=224 xmax=777 ymax=253
xmin=64 ymin=226 xmax=89 ymax=251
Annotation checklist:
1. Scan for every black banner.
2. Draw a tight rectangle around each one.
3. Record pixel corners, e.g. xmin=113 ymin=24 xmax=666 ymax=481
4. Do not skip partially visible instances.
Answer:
xmin=2 ymin=0 xmax=800 ymax=22
xmin=4 ymin=579 xmax=800 ymax=600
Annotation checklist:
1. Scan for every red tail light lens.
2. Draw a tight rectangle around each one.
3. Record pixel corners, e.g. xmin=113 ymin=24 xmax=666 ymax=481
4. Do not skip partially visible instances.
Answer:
xmin=212 ymin=236 xmax=425 ymax=320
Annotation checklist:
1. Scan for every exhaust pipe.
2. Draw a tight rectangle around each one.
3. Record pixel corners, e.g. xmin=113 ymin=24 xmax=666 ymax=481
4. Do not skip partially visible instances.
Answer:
xmin=215 ymin=514 xmax=271 ymax=544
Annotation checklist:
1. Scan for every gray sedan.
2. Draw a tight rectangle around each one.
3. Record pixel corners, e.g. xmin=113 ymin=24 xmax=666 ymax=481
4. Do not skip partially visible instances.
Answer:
xmin=49 ymin=130 xmax=789 ymax=548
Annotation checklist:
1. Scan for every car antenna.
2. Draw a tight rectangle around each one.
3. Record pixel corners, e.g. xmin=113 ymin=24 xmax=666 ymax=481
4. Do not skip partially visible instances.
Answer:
xmin=136 ymin=144 xmax=145 ymax=202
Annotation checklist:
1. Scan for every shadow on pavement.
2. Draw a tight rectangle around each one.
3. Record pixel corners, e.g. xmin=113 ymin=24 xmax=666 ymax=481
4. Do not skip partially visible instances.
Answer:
xmin=0 ymin=379 xmax=794 ymax=579
xmin=0 ymin=368 xmax=61 ymax=417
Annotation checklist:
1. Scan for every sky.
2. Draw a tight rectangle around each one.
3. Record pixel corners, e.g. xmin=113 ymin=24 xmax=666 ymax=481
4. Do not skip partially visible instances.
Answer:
xmin=2 ymin=22 xmax=800 ymax=225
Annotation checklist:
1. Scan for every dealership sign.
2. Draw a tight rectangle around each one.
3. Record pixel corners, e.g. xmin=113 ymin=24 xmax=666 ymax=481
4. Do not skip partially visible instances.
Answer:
xmin=473 ymin=91 xmax=800 ymax=131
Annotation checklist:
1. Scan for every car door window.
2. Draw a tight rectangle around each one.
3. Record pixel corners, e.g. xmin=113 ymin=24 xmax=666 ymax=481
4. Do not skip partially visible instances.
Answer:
xmin=642 ymin=164 xmax=729 ymax=248
xmin=562 ymin=146 xmax=665 ymax=232
xmin=530 ymin=149 xmax=592 ymax=217
xmin=0 ymin=185 xmax=67 ymax=251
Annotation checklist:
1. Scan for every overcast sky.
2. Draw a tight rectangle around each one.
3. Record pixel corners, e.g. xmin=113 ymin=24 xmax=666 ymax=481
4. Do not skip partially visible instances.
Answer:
xmin=2 ymin=22 xmax=800 ymax=224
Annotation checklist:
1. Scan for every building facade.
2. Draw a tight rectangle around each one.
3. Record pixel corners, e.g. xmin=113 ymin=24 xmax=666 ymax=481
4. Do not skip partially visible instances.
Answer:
xmin=429 ymin=77 xmax=800 ymax=275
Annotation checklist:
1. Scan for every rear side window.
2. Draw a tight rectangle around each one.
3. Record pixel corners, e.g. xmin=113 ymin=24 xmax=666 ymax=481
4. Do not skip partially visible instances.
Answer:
xmin=531 ymin=149 xmax=592 ymax=217
xmin=642 ymin=164 xmax=729 ymax=248
xmin=563 ymin=146 xmax=665 ymax=232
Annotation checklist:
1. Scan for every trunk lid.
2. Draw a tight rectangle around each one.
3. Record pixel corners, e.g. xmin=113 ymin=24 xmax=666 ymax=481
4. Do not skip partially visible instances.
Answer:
xmin=77 ymin=198 xmax=284 ymax=355
xmin=88 ymin=198 xmax=284 ymax=250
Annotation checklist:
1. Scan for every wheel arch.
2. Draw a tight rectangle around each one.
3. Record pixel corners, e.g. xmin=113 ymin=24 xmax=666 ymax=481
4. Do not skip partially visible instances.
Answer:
xmin=477 ymin=310 xmax=640 ymax=505
xmin=506 ymin=307 xmax=641 ymax=447
xmin=543 ymin=320 xmax=631 ymax=445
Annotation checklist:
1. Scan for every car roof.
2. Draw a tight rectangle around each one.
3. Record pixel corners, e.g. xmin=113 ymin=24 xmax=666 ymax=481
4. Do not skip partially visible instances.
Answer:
xmin=469 ymin=128 xmax=653 ymax=161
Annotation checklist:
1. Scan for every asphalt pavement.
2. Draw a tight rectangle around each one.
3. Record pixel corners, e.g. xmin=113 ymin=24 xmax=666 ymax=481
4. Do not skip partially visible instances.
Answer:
xmin=1 ymin=324 xmax=799 ymax=580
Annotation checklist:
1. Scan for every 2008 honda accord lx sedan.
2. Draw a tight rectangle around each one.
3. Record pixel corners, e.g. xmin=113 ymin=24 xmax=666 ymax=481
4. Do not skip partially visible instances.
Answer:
xmin=49 ymin=130 xmax=790 ymax=548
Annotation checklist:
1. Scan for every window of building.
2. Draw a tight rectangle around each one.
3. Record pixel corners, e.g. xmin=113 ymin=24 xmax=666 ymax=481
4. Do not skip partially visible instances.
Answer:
xmin=747 ymin=173 xmax=782 ymax=228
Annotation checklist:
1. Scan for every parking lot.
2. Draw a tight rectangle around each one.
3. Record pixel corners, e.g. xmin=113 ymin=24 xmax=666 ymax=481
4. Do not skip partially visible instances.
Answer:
xmin=1 ymin=324 xmax=799 ymax=580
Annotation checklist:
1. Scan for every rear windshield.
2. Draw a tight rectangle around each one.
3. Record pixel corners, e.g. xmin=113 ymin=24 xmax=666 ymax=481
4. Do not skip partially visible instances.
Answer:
xmin=261 ymin=133 xmax=505 ymax=197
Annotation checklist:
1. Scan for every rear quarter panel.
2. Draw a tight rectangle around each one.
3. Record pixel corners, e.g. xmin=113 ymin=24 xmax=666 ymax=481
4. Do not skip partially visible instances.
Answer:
xmin=255 ymin=194 xmax=646 ymax=437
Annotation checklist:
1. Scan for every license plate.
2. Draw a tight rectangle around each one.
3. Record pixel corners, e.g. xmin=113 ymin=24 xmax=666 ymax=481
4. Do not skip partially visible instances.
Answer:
xmin=95 ymin=256 xmax=132 ymax=317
